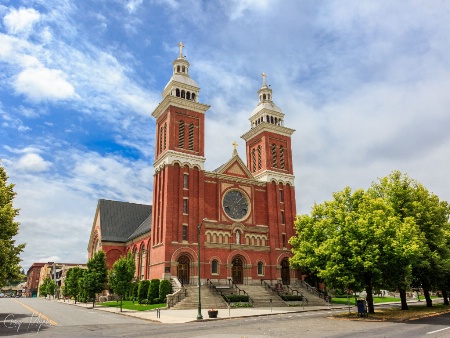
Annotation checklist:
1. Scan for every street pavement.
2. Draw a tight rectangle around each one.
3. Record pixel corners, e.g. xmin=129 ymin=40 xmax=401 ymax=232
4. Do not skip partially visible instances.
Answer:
xmin=54 ymin=299 xmax=346 ymax=324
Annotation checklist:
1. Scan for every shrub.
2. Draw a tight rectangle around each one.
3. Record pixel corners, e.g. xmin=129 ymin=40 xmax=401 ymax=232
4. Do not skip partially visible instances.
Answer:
xmin=159 ymin=279 xmax=172 ymax=302
xmin=138 ymin=280 xmax=150 ymax=304
xmin=225 ymin=294 xmax=249 ymax=302
xmin=148 ymin=279 xmax=160 ymax=304
xmin=280 ymin=294 xmax=304 ymax=301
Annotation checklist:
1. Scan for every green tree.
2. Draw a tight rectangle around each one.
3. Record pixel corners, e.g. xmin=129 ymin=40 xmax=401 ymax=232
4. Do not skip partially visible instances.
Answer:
xmin=64 ymin=267 xmax=85 ymax=304
xmin=148 ymin=279 xmax=160 ymax=304
xmin=39 ymin=277 xmax=56 ymax=299
xmin=159 ymin=279 xmax=172 ymax=302
xmin=290 ymin=186 xmax=423 ymax=313
xmin=369 ymin=171 xmax=450 ymax=307
xmin=108 ymin=253 xmax=135 ymax=311
xmin=138 ymin=280 xmax=150 ymax=304
xmin=84 ymin=251 xmax=108 ymax=307
xmin=0 ymin=163 xmax=25 ymax=288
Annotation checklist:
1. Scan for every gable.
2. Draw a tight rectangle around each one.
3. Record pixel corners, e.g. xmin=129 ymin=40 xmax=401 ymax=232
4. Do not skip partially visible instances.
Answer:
xmin=214 ymin=153 xmax=254 ymax=180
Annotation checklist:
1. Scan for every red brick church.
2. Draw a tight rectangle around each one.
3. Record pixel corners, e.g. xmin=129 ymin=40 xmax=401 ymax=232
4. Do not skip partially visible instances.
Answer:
xmin=88 ymin=44 xmax=299 ymax=285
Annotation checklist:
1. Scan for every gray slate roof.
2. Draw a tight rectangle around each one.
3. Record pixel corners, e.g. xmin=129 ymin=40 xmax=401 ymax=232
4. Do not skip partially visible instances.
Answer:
xmin=98 ymin=199 xmax=152 ymax=243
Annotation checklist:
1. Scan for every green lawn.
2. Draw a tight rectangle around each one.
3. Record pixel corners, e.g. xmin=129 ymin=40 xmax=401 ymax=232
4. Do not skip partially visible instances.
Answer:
xmin=332 ymin=295 xmax=439 ymax=306
xmin=98 ymin=300 xmax=166 ymax=311
xmin=332 ymin=296 xmax=409 ymax=305
xmin=334 ymin=303 xmax=450 ymax=321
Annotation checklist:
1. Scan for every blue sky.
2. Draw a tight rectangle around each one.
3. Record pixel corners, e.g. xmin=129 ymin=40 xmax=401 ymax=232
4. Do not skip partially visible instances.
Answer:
xmin=1 ymin=0 xmax=449 ymax=271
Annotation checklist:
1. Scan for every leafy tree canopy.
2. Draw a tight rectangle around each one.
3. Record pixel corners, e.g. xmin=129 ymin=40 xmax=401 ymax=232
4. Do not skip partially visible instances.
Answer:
xmin=0 ymin=163 xmax=25 ymax=288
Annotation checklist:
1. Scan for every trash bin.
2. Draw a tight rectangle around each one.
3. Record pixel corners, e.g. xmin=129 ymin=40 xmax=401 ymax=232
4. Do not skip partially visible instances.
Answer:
xmin=357 ymin=299 xmax=367 ymax=317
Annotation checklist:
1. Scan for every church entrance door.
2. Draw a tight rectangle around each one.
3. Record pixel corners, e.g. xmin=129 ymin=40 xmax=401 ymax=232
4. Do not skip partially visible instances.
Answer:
xmin=177 ymin=255 xmax=190 ymax=285
xmin=232 ymin=257 xmax=244 ymax=284
xmin=281 ymin=259 xmax=290 ymax=285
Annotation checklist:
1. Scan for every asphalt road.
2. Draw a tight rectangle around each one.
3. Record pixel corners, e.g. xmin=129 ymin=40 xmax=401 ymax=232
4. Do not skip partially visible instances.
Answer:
xmin=1 ymin=298 xmax=450 ymax=337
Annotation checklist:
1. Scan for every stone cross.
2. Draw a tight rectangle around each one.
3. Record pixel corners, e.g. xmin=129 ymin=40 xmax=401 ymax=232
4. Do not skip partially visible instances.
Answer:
xmin=178 ymin=42 xmax=184 ymax=57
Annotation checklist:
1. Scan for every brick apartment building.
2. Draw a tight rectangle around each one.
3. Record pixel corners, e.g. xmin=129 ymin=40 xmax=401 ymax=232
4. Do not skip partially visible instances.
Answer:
xmin=26 ymin=262 xmax=87 ymax=297
xmin=88 ymin=44 xmax=299 ymax=285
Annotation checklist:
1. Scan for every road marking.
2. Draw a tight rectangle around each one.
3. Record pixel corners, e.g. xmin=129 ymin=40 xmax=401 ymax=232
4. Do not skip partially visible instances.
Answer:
xmin=13 ymin=299 xmax=58 ymax=326
xmin=427 ymin=327 xmax=450 ymax=335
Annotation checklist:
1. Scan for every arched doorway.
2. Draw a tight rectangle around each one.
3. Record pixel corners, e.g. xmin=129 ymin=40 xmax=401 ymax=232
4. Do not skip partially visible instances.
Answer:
xmin=177 ymin=255 xmax=190 ymax=285
xmin=231 ymin=257 xmax=244 ymax=284
xmin=281 ymin=259 xmax=290 ymax=285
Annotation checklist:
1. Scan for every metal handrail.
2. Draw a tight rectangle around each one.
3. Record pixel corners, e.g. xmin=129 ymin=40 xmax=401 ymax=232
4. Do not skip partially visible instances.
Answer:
xmin=229 ymin=280 xmax=254 ymax=306
xmin=166 ymin=277 xmax=186 ymax=308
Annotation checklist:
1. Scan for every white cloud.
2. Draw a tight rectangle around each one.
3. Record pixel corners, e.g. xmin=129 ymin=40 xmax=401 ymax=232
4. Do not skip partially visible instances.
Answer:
xmin=125 ymin=0 xmax=143 ymax=13
xmin=38 ymin=256 xmax=61 ymax=263
xmin=228 ymin=0 xmax=272 ymax=20
xmin=15 ymin=153 xmax=51 ymax=172
xmin=3 ymin=7 xmax=40 ymax=37
xmin=14 ymin=66 xmax=75 ymax=102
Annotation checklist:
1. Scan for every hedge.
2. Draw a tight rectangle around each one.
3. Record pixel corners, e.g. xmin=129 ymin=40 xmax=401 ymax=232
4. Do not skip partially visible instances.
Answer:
xmin=225 ymin=294 xmax=249 ymax=303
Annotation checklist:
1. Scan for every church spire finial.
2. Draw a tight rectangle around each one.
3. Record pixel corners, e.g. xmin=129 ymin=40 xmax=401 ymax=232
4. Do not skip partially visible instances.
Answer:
xmin=261 ymin=72 xmax=267 ymax=86
xmin=178 ymin=41 xmax=184 ymax=58
xmin=232 ymin=141 xmax=238 ymax=156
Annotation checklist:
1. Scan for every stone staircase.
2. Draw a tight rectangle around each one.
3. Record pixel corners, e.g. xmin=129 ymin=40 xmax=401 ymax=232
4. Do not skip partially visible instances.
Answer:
xmin=170 ymin=284 xmax=228 ymax=310
xmin=236 ymin=284 xmax=286 ymax=307
xmin=289 ymin=283 xmax=330 ymax=306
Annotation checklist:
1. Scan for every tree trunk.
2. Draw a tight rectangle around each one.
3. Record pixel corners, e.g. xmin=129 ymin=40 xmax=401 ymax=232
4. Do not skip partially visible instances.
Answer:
xmin=365 ymin=285 xmax=375 ymax=314
xmin=424 ymin=289 xmax=433 ymax=307
xmin=399 ymin=288 xmax=408 ymax=310
xmin=120 ymin=295 xmax=123 ymax=312
xmin=442 ymin=289 xmax=449 ymax=306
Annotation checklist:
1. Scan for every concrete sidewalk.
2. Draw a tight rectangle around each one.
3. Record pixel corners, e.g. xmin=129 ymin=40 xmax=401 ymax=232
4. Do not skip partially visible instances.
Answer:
xmin=55 ymin=299 xmax=345 ymax=324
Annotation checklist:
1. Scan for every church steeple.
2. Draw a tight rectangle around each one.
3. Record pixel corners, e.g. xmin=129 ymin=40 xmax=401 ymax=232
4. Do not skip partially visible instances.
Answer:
xmin=152 ymin=43 xmax=210 ymax=169
xmin=241 ymin=73 xmax=295 ymax=185
xmin=249 ymin=73 xmax=285 ymax=129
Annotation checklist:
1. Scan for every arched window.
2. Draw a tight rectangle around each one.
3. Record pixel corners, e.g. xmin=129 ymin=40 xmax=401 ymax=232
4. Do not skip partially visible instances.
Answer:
xmin=280 ymin=146 xmax=285 ymax=169
xmin=251 ymin=148 xmax=256 ymax=172
xmin=272 ymin=144 xmax=277 ymax=167
xmin=257 ymin=145 xmax=262 ymax=170
xmin=159 ymin=127 xmax=163 ymax=153
xmin=212 ymin=259 xmax=218 ymax=274
xmin=257 ymin=261 xmax=264 ymax=275
xmin=192 ymin=93 xmax=196 ymax=101
xmin=263 ymin=94 xmax=266 ymax=100
xmin=188 ymin=124 xmax=194 ymax=150
xmin=186 ymin=92 xmax=191 ymax=100
xmin=183 ymin=174 xmax=189 ymax=189
xmin=181 ymin=90 xmax=185 ymax=99
xmin=177 ymin=66 xmax=180 ymax=72
xmin=176 ymin=88 xmax=180 ymax=97
xmin=182 ymin=66 xmax=185 ymax=72
xmin=163 ymin=123 xmax=167 ymax=150
xmin=178 ymin=121 xmax=185 ymax=148
xmin=140 ymin=247 xmax=145 ymax=280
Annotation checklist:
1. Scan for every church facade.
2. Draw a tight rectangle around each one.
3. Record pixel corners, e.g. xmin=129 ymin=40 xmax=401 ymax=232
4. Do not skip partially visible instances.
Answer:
xmin=88 ymin=44 xmax=298 ymax=285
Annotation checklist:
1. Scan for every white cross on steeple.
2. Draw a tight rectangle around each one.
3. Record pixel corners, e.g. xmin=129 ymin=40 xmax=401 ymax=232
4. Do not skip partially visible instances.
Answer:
xmin=261 ymin=72 xmax=267 ymax=86
xmin=178 ymin=41 xmax=184 ymax=57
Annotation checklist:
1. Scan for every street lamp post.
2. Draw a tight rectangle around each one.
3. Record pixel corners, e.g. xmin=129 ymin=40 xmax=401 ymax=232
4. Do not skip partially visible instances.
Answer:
xmin=197 ymin=218 xmax=208 ymax=320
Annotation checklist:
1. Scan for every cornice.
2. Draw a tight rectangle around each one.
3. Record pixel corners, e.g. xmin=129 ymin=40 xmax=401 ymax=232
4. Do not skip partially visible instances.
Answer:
xmin=100 ymin=241 xmax=126 ymax=247
xmin=253 ymin=170 xmax=295 ymax=185
xmin=152 ymin=95 xmax=210 ymax=120
xmin=250 ymin=107 xmax=284 ymax=121
xmin=204 ymin=222 xmax=269 ymax=234
xmin=205 ymin=243 xmax=270 ymax=251
xmin=241 ymin=122 xmax=295 ymax=141
xmin=153 ymin=150 xmax=206 ymax=172
xmin=203 ymin=171 xmax=267 ymax=187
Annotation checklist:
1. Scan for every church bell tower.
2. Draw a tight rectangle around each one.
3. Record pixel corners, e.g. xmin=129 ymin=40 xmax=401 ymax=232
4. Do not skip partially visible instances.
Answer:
xmin=150 ymin=43 xmax=210 ymax=278
xmin=241 ymin=73 xmax=295 ymax=185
